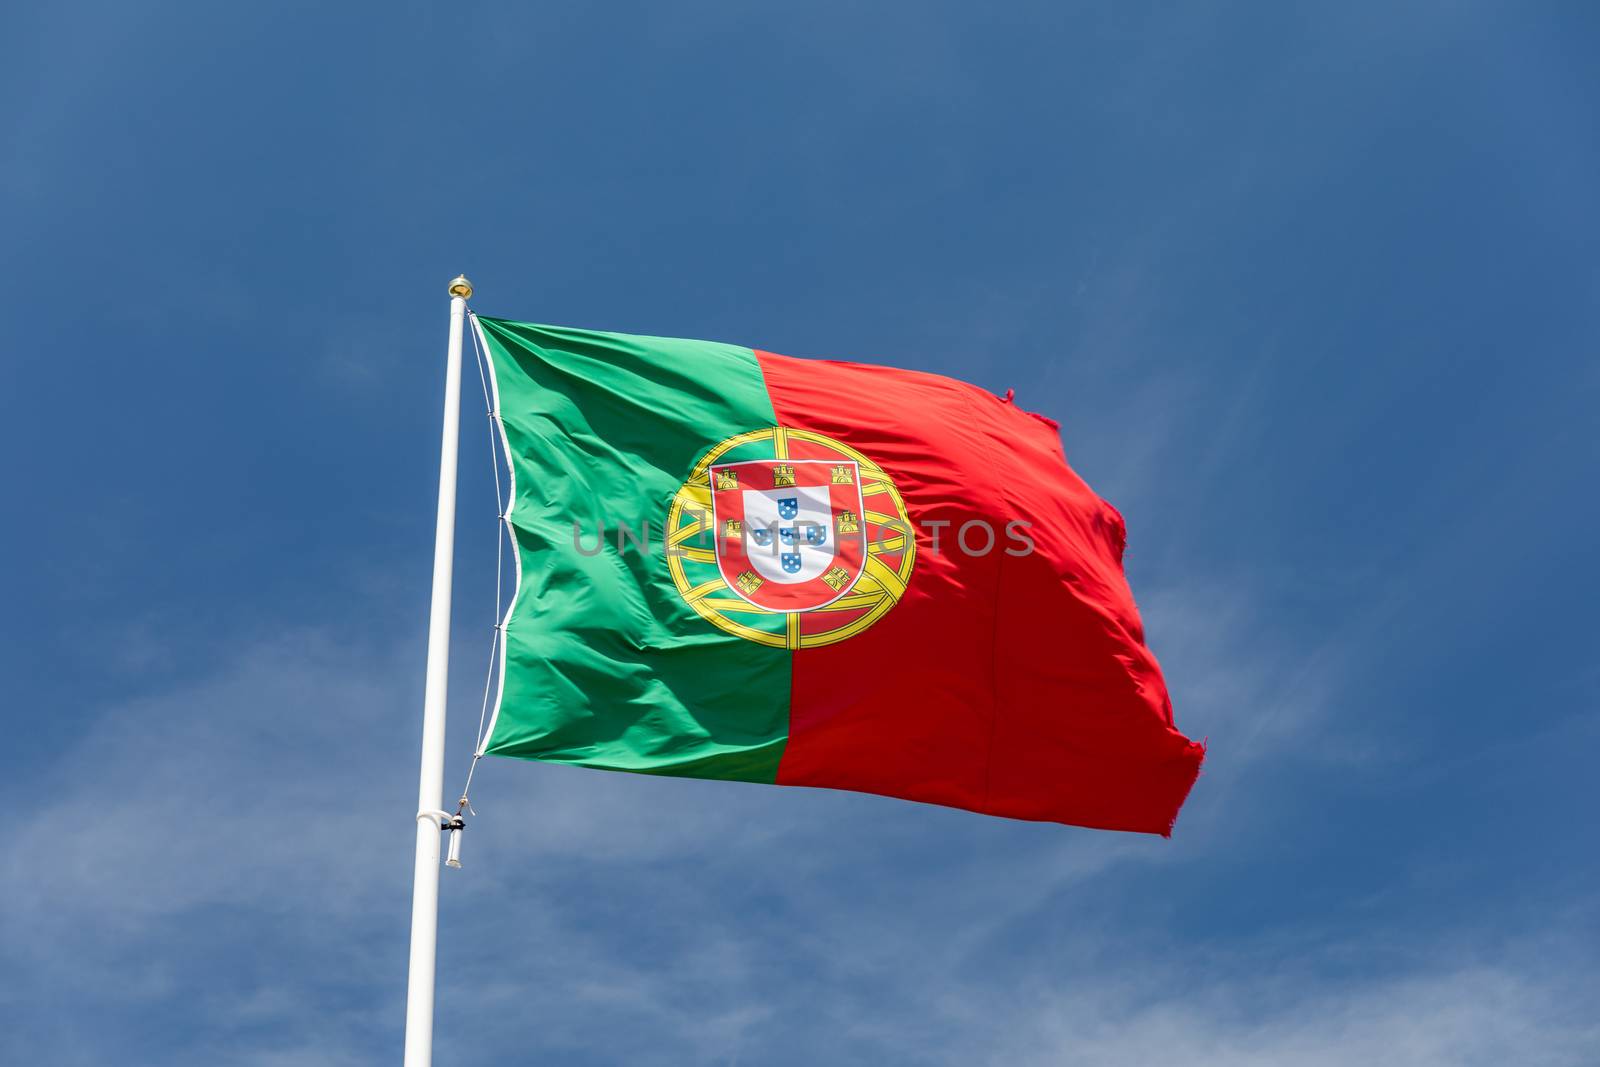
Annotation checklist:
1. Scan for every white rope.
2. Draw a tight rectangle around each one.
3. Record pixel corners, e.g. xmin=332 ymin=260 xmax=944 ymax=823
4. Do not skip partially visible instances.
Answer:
xmin=453 ymin=312 xmax=511 ymax=815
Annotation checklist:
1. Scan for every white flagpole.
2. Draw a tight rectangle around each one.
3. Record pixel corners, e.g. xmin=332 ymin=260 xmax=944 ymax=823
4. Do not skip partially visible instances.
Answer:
xmin=404 ymin=273 xmax=473 ymax=1067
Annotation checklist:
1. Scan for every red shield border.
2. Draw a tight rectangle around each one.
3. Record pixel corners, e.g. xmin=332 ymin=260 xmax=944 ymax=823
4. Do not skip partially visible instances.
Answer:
xmin=708 ymin=459 xmax=867 ymax=612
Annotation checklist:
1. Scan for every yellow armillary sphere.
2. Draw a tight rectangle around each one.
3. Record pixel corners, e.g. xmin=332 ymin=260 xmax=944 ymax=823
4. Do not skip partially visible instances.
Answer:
xmin=666 ymin=427 xmax=917 ymax=649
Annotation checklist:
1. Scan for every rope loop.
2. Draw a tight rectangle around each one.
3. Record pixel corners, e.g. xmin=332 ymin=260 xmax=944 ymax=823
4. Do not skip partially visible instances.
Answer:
xmin=450 ymin=313 xmax=513 ymax=821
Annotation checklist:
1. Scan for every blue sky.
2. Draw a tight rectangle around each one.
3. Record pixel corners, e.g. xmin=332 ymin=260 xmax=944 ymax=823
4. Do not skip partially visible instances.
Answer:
xmin=4 ymin=2 xmax=1598 ymax=1063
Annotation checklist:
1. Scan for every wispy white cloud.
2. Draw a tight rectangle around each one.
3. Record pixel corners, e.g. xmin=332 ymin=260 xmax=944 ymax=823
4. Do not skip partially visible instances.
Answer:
xmin=944 ymin=952 xmax=1599 ymax=1067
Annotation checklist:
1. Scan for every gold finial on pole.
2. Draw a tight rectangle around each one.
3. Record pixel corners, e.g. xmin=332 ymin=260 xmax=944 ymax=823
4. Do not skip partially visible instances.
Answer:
xmin=447 ymin=274 xmax=474 ymax=299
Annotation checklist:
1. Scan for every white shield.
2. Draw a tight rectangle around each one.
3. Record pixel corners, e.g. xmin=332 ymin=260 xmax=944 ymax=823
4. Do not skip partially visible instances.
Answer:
xmin=741 ymin=485 xmax=835 ymax=584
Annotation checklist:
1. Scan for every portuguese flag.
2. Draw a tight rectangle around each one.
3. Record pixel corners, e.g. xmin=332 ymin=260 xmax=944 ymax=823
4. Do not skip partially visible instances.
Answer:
xmin=473 ymin=316 xmax=1204 ymax=834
